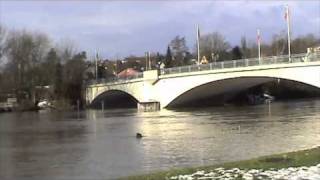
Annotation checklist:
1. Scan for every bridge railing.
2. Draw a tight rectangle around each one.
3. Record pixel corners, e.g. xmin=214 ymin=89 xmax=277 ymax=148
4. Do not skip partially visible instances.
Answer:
xmin=160 ymin=52 xmax=320 ymax=75
xmin=86 ymin=72 xmax=143 ymax=85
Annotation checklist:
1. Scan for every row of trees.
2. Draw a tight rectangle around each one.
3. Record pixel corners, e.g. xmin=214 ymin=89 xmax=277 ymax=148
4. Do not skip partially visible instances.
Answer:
xmin=0 ymin=25 xmax=88 ymax=106
xmin=85 ymin=31 xmax=320 ymax=80
xmin=163 ymin=32 xmax=319 ymax=68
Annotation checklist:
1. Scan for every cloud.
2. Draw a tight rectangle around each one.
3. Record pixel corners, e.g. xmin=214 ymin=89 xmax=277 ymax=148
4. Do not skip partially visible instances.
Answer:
xmin=0 ymin=0 xmax=319 ymax=59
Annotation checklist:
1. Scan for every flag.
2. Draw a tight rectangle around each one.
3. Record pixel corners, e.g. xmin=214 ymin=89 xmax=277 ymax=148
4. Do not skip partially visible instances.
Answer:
xmin=96 ymin=52 xmax=99 ymax=60
xmin=284 ymin=5 xmax=289 ymax=21
xmin=197 ymin=25 xmax=200 ymax=40
xmin=284 ymin=11 xmax=287 ymax=20
xmin=256 ymin=29 xmax=261 ymax=44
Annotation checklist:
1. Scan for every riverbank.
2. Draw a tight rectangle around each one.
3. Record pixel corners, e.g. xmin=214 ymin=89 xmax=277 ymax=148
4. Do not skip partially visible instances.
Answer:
xmin=121 ymin=146 xmax=320 ymax=180
xmin=0 ymin=99 xmax=77 ymax=113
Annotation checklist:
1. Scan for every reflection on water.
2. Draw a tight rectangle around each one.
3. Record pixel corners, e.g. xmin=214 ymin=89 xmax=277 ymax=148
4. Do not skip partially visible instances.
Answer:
xmin=1 ymin=99 xmax=320 ymax=179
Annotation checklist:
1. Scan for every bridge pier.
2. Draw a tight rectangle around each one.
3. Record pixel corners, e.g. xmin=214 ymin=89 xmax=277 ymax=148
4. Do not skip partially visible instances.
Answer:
xmin=137 ymin=101 xmax=160 ymax=112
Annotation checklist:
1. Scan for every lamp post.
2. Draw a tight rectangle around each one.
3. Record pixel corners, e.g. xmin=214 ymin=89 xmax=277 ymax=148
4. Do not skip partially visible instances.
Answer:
xmin=145 ymin=52 xmax=148 ymax=71
xmin=148 ymin=51 xmax=151 ymax=70
xmin=95 ymin=51 xmax=98 ymax=81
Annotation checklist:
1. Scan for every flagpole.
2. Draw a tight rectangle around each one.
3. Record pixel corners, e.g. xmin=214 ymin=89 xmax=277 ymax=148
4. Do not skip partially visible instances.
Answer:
xmin=145 ymin=52 xmax=148 ymax=71
xmin=95 ymin=51 xmax=98 ymax=80
xmin=286 ymin=5 xmax=291 ymax=62
xmin=148 ymin=51 xmax=151 ymax=70
xmin=196 ymin=24 xmax=200 ymax=65
xmin=257 ymin=29 xmax=261 ymax=62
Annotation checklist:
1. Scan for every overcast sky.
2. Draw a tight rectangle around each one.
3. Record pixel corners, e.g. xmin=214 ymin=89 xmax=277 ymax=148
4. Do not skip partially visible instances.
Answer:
xmin=0 ymin=0 xmax=319 ymax=59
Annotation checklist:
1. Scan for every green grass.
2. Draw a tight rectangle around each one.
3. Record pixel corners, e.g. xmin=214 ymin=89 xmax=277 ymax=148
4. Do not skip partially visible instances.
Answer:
xmin=120 ymin=146 xmax=320 ymax=180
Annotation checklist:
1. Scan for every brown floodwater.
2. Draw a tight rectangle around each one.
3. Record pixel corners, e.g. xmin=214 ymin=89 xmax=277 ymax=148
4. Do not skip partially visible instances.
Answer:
xmin=1 ymin=99 xmax=320 ymax=179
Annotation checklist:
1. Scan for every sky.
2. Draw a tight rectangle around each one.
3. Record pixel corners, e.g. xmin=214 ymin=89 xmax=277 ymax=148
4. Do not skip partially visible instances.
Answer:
xmin=0 ymin=0 xmax=319 ymax=59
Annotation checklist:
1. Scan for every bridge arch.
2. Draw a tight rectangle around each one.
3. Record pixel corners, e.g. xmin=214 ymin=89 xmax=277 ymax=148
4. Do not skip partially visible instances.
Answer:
xmin=90 ymin=89 xmax=139 ymax=108
xmin=163 ymin=74 xmax=320 ymax=108
xmin=165 ymin=76 xmax=272 ymax=107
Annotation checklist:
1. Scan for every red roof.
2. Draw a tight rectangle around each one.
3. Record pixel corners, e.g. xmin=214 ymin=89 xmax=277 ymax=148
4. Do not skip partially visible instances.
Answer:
xmin=117 ymin=68 xmax=139 ymax=78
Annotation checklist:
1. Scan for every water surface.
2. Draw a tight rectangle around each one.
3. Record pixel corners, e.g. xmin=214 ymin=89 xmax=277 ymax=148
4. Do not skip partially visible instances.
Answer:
xmin=1 ymin=99 xmax=320 ymax=179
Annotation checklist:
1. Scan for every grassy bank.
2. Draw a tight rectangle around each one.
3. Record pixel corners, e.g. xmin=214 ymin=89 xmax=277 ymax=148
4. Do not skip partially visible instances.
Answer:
xmin=121 ymin=146 xmax=320 ymax=180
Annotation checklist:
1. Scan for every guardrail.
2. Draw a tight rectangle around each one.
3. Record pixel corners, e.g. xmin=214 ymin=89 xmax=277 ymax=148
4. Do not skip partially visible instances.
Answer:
xmin=87 ymin=72 xmax=143 ymax=86
xmin=160 ymin=52 xmax=320 ymax=75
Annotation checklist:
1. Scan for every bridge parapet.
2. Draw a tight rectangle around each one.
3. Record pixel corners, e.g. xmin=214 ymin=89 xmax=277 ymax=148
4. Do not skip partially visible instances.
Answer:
xmin=160 ymin=52 xmax=320 ymax=76
xmin=143 ymin=70 xmax=158 ymax=84
xmin=86 ymin=72 xmax=143 ymax=86
xmin=87 ymin=69 xmax=159 ymax=87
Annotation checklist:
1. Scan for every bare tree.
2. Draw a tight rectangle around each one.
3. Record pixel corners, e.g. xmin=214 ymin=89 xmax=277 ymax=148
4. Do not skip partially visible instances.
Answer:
xmin=55 ymin=38 xmax=77 ymax=64
xmin=291 ymin=34 xmax=320 ymax=54
xmin=4 ymin=29 xmax=50 ymax=100
xmin=63 ymin=51 xmax=87 ymax=105
xmin=32 ymin=32 xmax=50 ymax=64
xmin=198 ymin=32 xmax=230 ymax=62
xmin=169 ymin=36 xmax=189 ymax=66
xmin=0 ymin=25 xmax=8 ymax=62
xmin=240 ymin=36 xmax=250 ymax=58
xmin=270 ymin=31 xmax=287 ymax=56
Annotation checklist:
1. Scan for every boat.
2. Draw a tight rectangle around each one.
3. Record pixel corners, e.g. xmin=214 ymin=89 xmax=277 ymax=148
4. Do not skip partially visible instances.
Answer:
xmin=247 ymin=93 xmax=275 ymax=105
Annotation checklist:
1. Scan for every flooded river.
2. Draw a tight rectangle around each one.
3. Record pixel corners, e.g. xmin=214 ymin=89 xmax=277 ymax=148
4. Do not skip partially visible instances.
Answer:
xmin=1 ymin=99 xmax=320 ymax=179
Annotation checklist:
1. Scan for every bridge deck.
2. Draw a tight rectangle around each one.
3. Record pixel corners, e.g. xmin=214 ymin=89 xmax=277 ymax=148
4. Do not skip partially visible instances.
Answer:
xmin=88 ymin=52 xmax=320 ymax=86
xmin=161 ymin=52 xmax=320 ymax=76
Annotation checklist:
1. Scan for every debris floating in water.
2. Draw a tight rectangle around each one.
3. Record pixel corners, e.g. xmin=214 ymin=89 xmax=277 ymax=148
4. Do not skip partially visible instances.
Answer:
xmin=136 ymin=133 xmax=143 ymax=138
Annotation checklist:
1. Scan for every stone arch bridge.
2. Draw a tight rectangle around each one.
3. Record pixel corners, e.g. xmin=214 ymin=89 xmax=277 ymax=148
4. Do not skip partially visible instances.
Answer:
xmin=86 ymin=53 xmax=320 ymax=110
